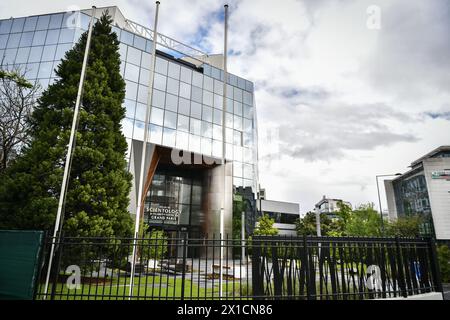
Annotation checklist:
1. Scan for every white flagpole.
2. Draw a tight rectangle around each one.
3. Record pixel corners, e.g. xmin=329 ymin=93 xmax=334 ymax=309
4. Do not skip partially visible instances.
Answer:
xmin=42 ymin=6 xmax=97 ymax=299
xmin=219 ymin=3 xmax=229 ymax=299
xmin=128 ymin=0 xmax=160 ymax=299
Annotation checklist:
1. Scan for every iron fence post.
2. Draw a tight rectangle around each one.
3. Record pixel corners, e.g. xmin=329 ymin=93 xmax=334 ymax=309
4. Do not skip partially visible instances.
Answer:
xmin=395 ymin=236 xmax=407 ymax=298
xmin=428 ymin=237 xmax=444 ymax=296
xmin=180 ymin=233 xmax=187 ymax=300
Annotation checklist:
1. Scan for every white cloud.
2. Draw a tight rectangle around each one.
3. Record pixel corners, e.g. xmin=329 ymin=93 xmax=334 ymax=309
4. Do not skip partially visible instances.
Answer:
xmin=2 ymin=0 xmax=449 ymax=213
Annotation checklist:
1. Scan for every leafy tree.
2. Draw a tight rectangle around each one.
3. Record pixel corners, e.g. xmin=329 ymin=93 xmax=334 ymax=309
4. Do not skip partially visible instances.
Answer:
xmin=0 ymin=12 xmax=133 ymax=238
xmin=344 ymin=203 xmax=382 ymax=237
xmin=437 ymin=245 xmax=450 ymax=283
xmin=253 ymin=214 xmax=279 ymax=236
xmin=232 ymin=197 xmax=247 ymax=240
xmin=0 ymin=67 xmax=40 ymax=173
xmin=385 ymin=216 xmax=423 ymax=237
xmin=140 ymin=225 xmax=168 ymax=261
xmin=295 ymin=211 xmax=334 ymax=236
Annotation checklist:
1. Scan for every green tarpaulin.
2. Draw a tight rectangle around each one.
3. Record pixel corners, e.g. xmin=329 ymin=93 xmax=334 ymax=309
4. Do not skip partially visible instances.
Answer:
xmin=0 ymin=230 xmax=44 ymax=300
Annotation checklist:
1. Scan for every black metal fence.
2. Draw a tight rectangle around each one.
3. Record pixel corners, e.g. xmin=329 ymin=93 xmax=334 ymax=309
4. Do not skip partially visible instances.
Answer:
xmin=35 ymin=234 xmax=443 ymax=300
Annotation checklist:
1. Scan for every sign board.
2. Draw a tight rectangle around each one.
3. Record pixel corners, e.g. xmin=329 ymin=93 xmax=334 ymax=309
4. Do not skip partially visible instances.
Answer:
xmin=431 ymin=170 xmax=450 ymax=180
xmin=147 ymin=206 xmax=180 ymax=223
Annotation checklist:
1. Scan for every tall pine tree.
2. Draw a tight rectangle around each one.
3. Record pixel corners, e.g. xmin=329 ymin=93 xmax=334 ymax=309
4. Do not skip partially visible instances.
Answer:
xmin=0 ymin=12 xmax=133 ymax=238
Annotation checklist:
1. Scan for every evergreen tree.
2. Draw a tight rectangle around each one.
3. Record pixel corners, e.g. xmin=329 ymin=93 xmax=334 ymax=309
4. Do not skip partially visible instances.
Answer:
xmin=253 ymin=214 xmax=279 ymax=236
xmin=0 ymin=12 xmax=133 ymax=238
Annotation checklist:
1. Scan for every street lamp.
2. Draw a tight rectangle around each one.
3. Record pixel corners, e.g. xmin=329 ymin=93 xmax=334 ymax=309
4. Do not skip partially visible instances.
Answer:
xmin=376 ymin=173 xmax=401 ymax=234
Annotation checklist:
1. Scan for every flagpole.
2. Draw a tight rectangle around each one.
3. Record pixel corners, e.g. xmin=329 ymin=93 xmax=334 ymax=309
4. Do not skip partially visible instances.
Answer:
xmin=219 ymin=3 xmax=229 ymax=299
xmin=128 ymin=0 xmax=160 ymax=299
xmin=42 ymin=6 xmax=97 ymax=299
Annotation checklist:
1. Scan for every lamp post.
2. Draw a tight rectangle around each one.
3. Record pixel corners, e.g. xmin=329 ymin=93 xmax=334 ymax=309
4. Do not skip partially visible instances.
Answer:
xmin=376 ymin=173 xmax=401 ymax=234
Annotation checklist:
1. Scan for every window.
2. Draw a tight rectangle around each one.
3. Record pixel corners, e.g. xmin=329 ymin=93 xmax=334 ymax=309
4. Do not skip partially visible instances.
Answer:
xmin=180 ymin=66 xmax=192 ymax=84
xmin=36 ymin=15 xmax=50 ymax=30
xmin=11 ymin=18 xmax=25 ymax=33
xmin=165 ymin=93 xmax=178 ymax=112
xmin=125 ymin=80 xmax=138 ymax=100
xmin=178 ymin=98 xmax=190 ymax=116
xmin=32 ymin=30 xmax=47 ymax=46
xmin=213 ymin=124 xmax=222 ymax=141
xmin=214 ymin=79 xmax=223 ymax=95
xmin=26 ymin=62 xmax=39 ymax=79
xmin=55 ymin=43 xmax=72 ymax=61
xmin=28 ymin=46 xmax=43 ymax=63
xmin=38 ymin=61 xmax=53 ymax=78
xmin=213 ymin=109 xmax=222 ymax=125
xmin=164 ymin=110 xmax=177 ymax=129
xmin=243 ymin=91 xmax=253 ymax=105
xmin=149 ymin=124 xmax=163 ymax=144
xmin=59 ymin=28 xmax=75 ymax=43
xmin=234 ymin=115 xmax=243 ymax=131
xmin=23 ymin=17 xmax=38 ymax=32
xmin=234 ymin=101 xmax=243 ymax=116
xmin=191 ymin=85 xmax=202 ymax=103
xmin=152 ymin=89 xmax=165 ymax=108
xmin=15 ymin=47 xmax=30 ymax=64
xmin=177 ymin=115 xmax=189 ymax=132
xmin=135 ymin=103 xmax=146 ymax=121
xmin=49 ymin=14 xmax=63 ymax=29
xmin=122 ymin=118 xmax=134 ymax=139
xmin=167 ymin=77 xmax=179 ymax=96
xmin=133 ymin=120 xmax=145 ymax=140
xmin=192 ymin=71 xmax=203 ymax=88
xmin=133 ymin=35 xmax=146 ymax=51
xmin=168 ymin=61 xmax=180 ymax=79
xmin=124 ymin=99 xmax=136 ymax=119
xmin=163 ymin=128 xmax=176 ymax=147
xmin=19 ymin=32 xmax=33 ymax=47
xmin=125 ymin=62 xmax=140 ymax=82
xmin=214 ymin=94 xmax=223 ymax=109
xmin=203 ymin=76 xmax=213 ymax=92
xmin=155 ymin=57 xmax=168 ymax=75
xmin=0 ymin=35 xmax=8 ymax=49
xmin=179 ymin=82 xmax=191 ymax=99
xmin=139 ymin=68 xmax=149 ymax=85
xmin=153 ymin=73 xmax=166 ymax=91
xmin=120 ymin=30 xmax=134 ymax=46
xmin=243 ymin=105 xmax=253 ymax=119
xmin=7 ymin=33 xmax=21 ymax=48
xmin=203 ymin=90 xmax=213 ymax=106
xmin=234 ymin=87 xmax=243 ymax=102
xmin=42 ymin=45 xmax=56 ymax=61
xmin=150 ymin=107 xmax=164 ymax=126
xmin=201 ymin=122 xmax=213 ymax=138
xmin=190 ymin=118 xmax=201 ymax=136
xmin=190 ymin=102 xmax=202 ymax=119
xmin=202 ymin=105 xmax=213 ymax=122
xmin=126 ymin=46 xmax=141 ymax=65
xmin=3 ymin=48 xmax=17 ymax=64
xmin=45 ymin=29 xmax=60 ymax=45
xmin=137 ymin=85 xmax=148 ymax=104
xmin=225 ymin=112 xmax=233 ymax=128
xmin=0 ymin=20 xmax=12 ymax=34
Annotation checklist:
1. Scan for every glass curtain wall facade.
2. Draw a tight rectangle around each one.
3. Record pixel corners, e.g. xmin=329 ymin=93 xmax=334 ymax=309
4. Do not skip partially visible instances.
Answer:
xmin=0 ymin=9 xmax=259 ymax=233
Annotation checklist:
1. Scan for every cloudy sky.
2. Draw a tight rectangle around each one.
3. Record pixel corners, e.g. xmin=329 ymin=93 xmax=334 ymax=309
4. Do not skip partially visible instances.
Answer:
xmin=2 ymin=0 xmax=449 ymax=214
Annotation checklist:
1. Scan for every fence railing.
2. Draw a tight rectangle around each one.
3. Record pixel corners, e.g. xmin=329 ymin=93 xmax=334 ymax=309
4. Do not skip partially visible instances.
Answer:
xmin=35 ymin=234 xmax=443 ymax=300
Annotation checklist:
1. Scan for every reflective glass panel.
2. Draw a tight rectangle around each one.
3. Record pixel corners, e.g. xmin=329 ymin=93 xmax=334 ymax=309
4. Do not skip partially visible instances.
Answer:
xmin=178 ymin=98 xmax=190 ymax=116
xmin=152 ymin=89 xmax=165 ymax=108
xmin=180 ymin=66 xmax=192 ymax=84
xmin=19 ymin=32 xmax=33 ymax=47
xmin=153 ymin=73 xmax=167 ymax=91
xmin=23 ymin=17 xmax=38 ymax=32
xmin=164 ymin=110 xmax=177 ymax=129
xmin=177 ymin=115 xmax=189 ymax=132
xmin=167 ymin=77 xmax=179 ymax=96
xmin=179 ymin=82 xmax=191 ymax=99
xmin=190 ymin=102 xmax=202 ymax=119
xmin=28 ymin=46 xmax=43 ymax=63
xmin=150 ymin=107 xmax=164 ymax=126
xmin=6 ymin=33 xmax=21 ymax=48
xmin=165 ymin=93 xmax=178 ymax=112
xmin=42 ymin=45 xmax=56 ymax=61
xmin=168 ymin=61 xmax=180 ymax=79
xmin=32 ymin=31 xmax=47 ymax=46
xmin=202 ymin=105 xmax=212 ymax=122
xmin=15 ymin=47 xmax=30 ymax=64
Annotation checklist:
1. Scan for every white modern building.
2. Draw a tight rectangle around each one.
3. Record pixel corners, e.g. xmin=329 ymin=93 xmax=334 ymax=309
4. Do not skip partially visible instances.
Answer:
xmin=315 ymin=195 xmax=351 ymax=220
xmin=0 ymin=6 xmax=259 ymax=238
xmin=257 ymin=199 xmax=300 ymax=236
xmin=384 ymin=146 xmax=450 ymax=240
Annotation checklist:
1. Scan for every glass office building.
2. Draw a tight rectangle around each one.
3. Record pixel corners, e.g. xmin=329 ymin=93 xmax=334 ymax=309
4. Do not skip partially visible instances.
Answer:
xmin=0 ymin=6 xmax=259 ymax=236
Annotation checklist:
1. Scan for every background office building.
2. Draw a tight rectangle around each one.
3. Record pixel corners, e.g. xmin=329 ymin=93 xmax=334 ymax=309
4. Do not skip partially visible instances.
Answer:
xmin=315 ymin=195 xmax=352 ymax=220
xmin=384 ymin=146 xmax=450 ymax=240
xmin=0 ymin=6 xmax=259 ymax=237
xmin=257 ymin=197 xmax=300 ymax=236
